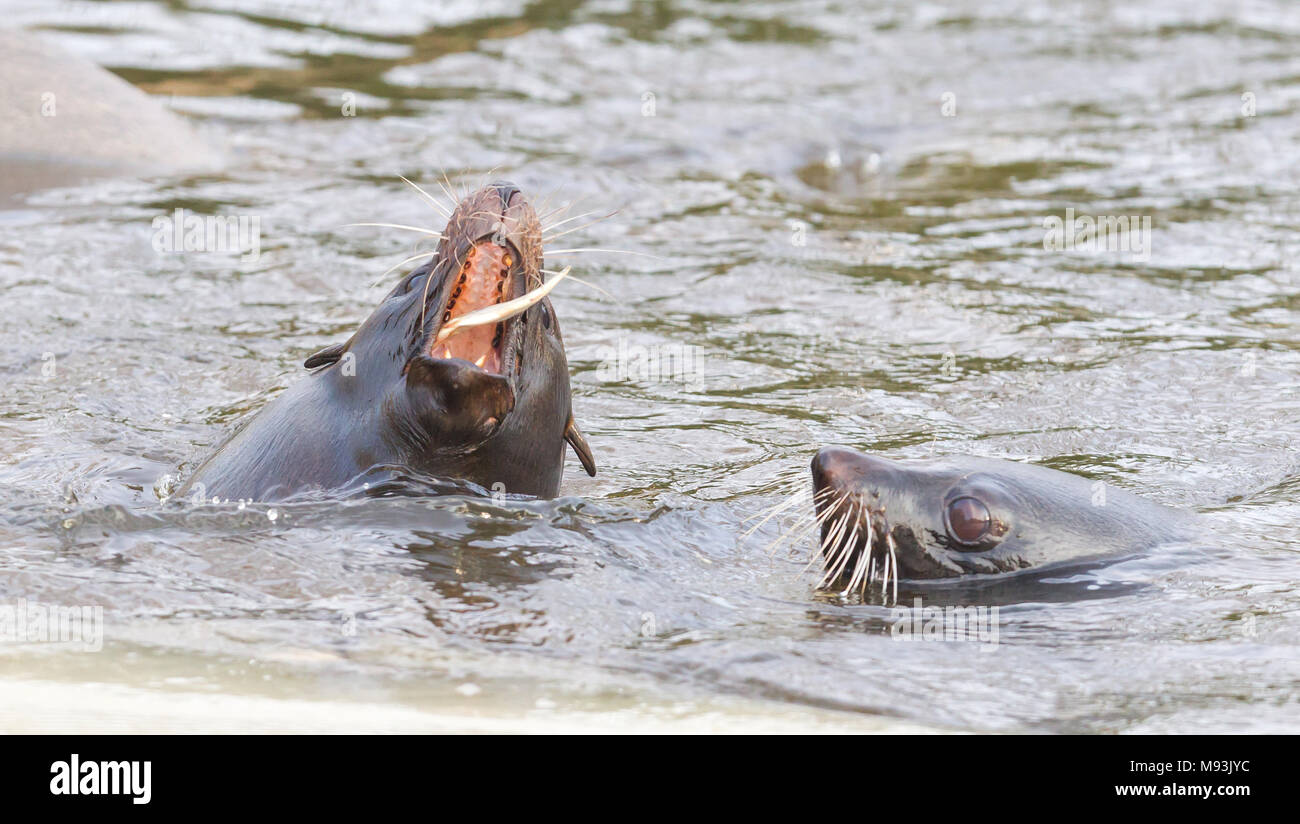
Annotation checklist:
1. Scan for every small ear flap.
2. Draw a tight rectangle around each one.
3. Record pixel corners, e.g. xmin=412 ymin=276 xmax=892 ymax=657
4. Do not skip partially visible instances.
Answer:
xmin=304 ymin=342 xmax=347 ymax=370
xmin=564 ymin=414 xmax=596 ymax=477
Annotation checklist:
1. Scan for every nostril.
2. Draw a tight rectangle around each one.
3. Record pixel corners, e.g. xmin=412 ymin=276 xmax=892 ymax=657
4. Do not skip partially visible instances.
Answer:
xmin=488 ymin=180 xmax=521 ymax=209
xmin=812 ymin=446 xmax=889 ymax=493
xmin=812 ymin=446 xmax=857 ymax=482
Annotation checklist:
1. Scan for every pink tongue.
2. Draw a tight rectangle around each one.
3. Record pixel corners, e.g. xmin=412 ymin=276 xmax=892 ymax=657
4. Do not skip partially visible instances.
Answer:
xmin=430 ymin=242 xmax=509 ymax=372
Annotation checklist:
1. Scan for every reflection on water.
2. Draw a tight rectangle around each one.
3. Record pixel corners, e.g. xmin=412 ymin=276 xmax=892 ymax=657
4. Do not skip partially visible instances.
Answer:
xmin=3 ymin=0 xmax=1300 ymax=731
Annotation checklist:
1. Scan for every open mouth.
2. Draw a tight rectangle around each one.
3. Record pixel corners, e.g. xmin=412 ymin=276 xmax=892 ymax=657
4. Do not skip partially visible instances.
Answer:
xmin=428 ymin=239 xmax=517 ymax=374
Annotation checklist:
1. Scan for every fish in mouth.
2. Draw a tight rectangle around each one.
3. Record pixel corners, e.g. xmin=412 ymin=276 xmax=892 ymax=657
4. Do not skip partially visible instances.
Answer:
xmin=810 ymin=446 xmax=1194 ymax=602
xmin=178 ymin=181 xmax=595 ymax=502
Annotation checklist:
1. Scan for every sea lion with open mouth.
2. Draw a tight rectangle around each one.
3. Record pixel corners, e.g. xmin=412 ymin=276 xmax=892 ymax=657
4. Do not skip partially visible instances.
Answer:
xmin=178 ymin=182 xmax=596 ymax=502
xmin=809 ymin=446 xmax=1194 ymax=600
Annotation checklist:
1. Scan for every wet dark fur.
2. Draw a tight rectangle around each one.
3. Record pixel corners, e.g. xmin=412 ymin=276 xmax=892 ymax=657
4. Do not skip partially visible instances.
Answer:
xmin=811 ymin=447 xmax=1194 ymax=586
xmin=178 ymin=183 xmax=593 ymax=502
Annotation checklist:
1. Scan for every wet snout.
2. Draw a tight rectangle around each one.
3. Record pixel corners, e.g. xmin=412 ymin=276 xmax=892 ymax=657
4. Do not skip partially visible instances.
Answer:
xmin=490 ymin=181 xmax=522 ymax=209
xmin=811 ymin=446 xmax=894 ymax=498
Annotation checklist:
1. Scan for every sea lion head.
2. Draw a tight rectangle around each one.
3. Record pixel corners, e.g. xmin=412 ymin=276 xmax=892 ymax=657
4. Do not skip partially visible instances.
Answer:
xmin=304 ymin=182 xmax=595 ymax=497
xmin=809 ymin=446 xmax=1190 ymax=592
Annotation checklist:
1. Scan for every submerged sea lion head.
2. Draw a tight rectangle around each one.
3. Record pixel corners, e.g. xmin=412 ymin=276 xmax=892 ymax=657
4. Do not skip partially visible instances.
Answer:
xmin=810 ymin=446 xmax=1190 ymax=591
xmin=304 ymin=182 xmax=595 ymax=497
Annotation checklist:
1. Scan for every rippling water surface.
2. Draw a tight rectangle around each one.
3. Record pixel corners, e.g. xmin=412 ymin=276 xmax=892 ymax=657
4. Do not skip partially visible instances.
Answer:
xmin=3 ymin=0 xmax=1300 ymax=732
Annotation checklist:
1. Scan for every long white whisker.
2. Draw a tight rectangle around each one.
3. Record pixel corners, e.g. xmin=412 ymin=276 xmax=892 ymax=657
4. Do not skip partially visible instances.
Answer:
xmin=343 ymin=222 xmax=443 ymax=238
xmin=745 ymin=475 xmax=816 ymax=519
xmin=371 ymin=250 xmax=436 ymax=288
xmin=472 ymin=164 xmax=506 ymax=197
xmin=539 ymin=191 xmax=591 ymax=223
xmin=786 ymin=490 xmax=847 ymax=564
xmin=880 ymin=528 xmax=892 ymax=602
xmin=822 ymin=506 xmax=859 ymax=586
xmin=743 ymin=488 xmax=811 ymax=538
xmin=826 ymin=519 xmax=857 ymax=584
xmin=542 ymin=211 xmax=618 ymax=242
xmin=540 ymin=269 xmax=616 ymax=301
xmin=844 ymin=508 xmax=874 ymax=596
xmin=887 ymin=531 xmax=899 ymax=605
xmin=546 ymin=247 xmax=663 ymax=261
xmin=814 ymin=511 xmax=850 ymax=586
xmin=399 ymin=176 xmax=451 ymax=217
xmin=773 ymin=502 xmax=840 ymax=561
xmin=834 ymin=521 xmax=862 ymax=593
xmin=542 ymin=209 xmax=613 ymax=235
xmin=817 ymin=507 xmax=855 ymax=586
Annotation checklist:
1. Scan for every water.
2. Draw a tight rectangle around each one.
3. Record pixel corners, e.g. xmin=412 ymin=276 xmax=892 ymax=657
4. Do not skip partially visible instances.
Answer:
xmin=3 ymin=0 xmax=1300 ymax=732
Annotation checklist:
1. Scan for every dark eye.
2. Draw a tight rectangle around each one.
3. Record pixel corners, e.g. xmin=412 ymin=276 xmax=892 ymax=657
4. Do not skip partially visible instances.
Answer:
xmin=945 ymin=496 xmax=992 ymax=547
xmin=540 ymin=304 xmax=551 ymax=329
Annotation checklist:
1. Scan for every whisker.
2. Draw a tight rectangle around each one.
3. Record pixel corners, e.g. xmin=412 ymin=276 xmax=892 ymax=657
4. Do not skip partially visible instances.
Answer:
xmin=860 ymin=514 xmax=876 ymax=595
xmin=887 ymin=530 xmax=899 ymax=605
xmin=817 ymin=504 xmax=856 ymax=585
xmin=836 ymin=521 xmax=862 ymax=594
xmin=370 ymin=250 xmax=436 ymax=288
xmin=742 ymin=487 xmax=812 ymax=538
xmin=542 ymin=211 xmax=619 ymax=242
xmin=532 ymin=185 xmax=568 ymax=225
xmin=399 ymin=176 xmax=451 ymax=217
xmin=541 ymin=208 xmax=614 ymax=235
xmin=547 ymin=247 xmax=663 ymax=261
xmin=538 ymin=189 xmax=591 ymax=223
xmin=821 ymin=503 xmax=858 ymax=586
xmin=342 ymin=222 xmax=443 ymax=238
xmin=880 ymin=532 xmax=891 ymax=602
xmin=771 ymin=508 xmax=835 ymax=561
xmin=471 ymin=164 xmax=506 ymax=196
xmin=844 ymin=508 xmax=874 ymax=596
xmin=417 ymin=253 xmax=442 ymax=330
xmin=778 ymin=489 xmax=845 ymax=562
xmin=740 ymin=487 xmax=816 ymax=543
xmin=540 ymin=269 xmax=616 ymax=301
xmin=811 ymin=509 xmax=847 ymax=581
xmin=432 ymin=168 xmax=457 ymax=205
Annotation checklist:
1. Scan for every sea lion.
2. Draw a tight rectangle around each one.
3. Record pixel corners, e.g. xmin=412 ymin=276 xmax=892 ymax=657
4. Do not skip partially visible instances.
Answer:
xmin=178 ymin=182 xmax=596 ymax=502
xmin=810 ymin=446 xmax=1194 ymax=597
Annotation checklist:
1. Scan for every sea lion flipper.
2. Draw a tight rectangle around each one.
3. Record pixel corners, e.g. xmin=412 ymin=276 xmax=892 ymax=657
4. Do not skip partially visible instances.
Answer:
xmin=304 ymin=342 xmax=347 ymax=369
xmin=564 ymin=415 xmax=596 ymax=477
